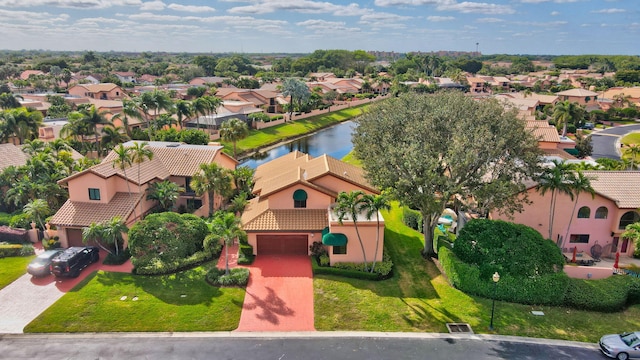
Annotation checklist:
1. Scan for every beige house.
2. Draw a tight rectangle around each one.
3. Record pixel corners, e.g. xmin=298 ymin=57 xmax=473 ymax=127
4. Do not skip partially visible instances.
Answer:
xmin=216 ymin=88 xmax=279 ymax=113
xmin=241 ymin=151 xmax=384 ymax=264
xmin=556 ymin=88 xmax=599 ymax=106
xmin=50 ymin=141 xmax=237 ymax=248
xmin=68 ymin=83 xmax=127 ymax=101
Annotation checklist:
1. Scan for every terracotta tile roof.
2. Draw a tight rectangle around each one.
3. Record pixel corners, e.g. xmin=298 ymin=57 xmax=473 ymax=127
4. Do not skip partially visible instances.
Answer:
xmin=252 ymin=151 xmax=377 ymax=197
xmin=242 ymin=198 xmax=328 ymax=231
xmin=49 ymin=192 xmax=138 ymax=227
xmin=602 ymin=87 xmax=640 ymax=100
xmin=581 ymin=171 xmax=640 ymax=209
xmin=540 ymin=148 xmax=577 ymax=160
xmin=556 ymin=88 xmax=598 ymax=97
xmin=525 ymin=120 xmax=560 ymax=143
xmin=60 ymin=141 xmax=231 ymax=185
xmin=0 ymin=143 xmax=29 ymax=171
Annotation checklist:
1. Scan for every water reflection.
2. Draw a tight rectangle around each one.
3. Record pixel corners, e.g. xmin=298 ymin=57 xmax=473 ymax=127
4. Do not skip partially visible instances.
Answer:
xmin=240 ymin=121 xmax=355 ymax=169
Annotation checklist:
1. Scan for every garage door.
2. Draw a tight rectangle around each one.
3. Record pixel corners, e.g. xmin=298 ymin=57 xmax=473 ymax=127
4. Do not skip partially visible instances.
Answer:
xmin=66 ymin=228 xmax=85 ymax=247
xmin=257 ymin=235 xmax=309 ymax=255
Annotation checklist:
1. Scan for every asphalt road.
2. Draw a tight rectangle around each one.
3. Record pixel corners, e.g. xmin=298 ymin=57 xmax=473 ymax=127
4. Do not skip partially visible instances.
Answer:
xmin=590 ymin=124 xmax=640 ymax=159
xmin=0 ymin=332 xmax=603 ymax=360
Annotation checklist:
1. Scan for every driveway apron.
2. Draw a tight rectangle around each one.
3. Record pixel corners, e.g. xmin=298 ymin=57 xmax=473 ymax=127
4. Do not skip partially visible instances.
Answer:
xmin=236 ymin=255 xmax=315 ymax=332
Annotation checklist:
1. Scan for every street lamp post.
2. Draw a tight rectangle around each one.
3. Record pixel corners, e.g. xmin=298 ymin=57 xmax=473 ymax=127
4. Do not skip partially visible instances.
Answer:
xmin=489 ymin=272 xmax=500 ymax=331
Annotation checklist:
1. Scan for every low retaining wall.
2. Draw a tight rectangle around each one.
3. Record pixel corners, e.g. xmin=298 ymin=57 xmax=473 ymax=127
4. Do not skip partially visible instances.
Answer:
xmin=563 ymin=265 xmax=614 ymax=279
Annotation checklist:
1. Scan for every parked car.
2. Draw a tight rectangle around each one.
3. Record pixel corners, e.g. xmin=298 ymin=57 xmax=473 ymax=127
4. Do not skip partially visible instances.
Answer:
xmin=582 ymin=122 xmax=595 ymax=130
xmin=600 ymin=331 xmax=640 ymax=359
xmin=50 ymin=246 xmax=99 ymax=278
xmin=27 ymin=250 xmax=63 ymax=277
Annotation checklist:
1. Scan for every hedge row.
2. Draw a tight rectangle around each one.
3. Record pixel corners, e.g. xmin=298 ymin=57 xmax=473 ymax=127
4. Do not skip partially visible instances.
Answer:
xmin=311 ymin=256 xmax=381 ymax=281
xmin=0 ymin=243 xmax=35 ymax=258
xmin=206 ymin=267 xmax=250 ymax=287
xmin=439 ymin=245 xmax=640 ymax=312
xmin=133 ymin=250 xmax=214 ymax=275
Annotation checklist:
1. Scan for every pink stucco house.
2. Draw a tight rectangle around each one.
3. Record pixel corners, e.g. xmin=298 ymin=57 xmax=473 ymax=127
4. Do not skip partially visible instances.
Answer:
xmin=50 ymin=141 xmax=237 ymax=248
xmin=241 ymin=151 xmax=384 ymax=264
xmin=68 ymin=83 xmax=127 ymax=101
xmin=491 ymin=171 xmax=640 ymax=259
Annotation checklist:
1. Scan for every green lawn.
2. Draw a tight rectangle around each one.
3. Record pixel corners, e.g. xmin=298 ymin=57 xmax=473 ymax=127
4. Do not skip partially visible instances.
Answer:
xmin=223 ymin=105 xmax=369 ymax=157
xmin=314 ymin=203 xmax=640 ymax=342
xmin=25 ymin=265 xmax=245 ymax=333
xmin=0 ymin=256 xmax=34 ymax=290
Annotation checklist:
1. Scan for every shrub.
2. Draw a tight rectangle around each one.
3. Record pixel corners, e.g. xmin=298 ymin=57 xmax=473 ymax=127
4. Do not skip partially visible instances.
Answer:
xmin=563 ymin=275 xmax=636 ymax=312
xmin=0 ymin=212 xmax=12 ymax=226
xmin=203 ymin=234 xmax=224 ymax=257
xmin=0 ymin=225 xmax=29 ymax=244
xmin=403 ymin=208 xmax=422 ymax=232
xmin=0 ymin=243 xmax=33 ymax=258
xmin=319 ymin=254 xmax=330 ymax=266
xmin=453 ymin=219 xmax=565 ymax=279
xmin=103 ymin=248 xmax=131 ymax=265
xmin=311 ymin=256 xmax=380 ymax=280
xmin=439 ymin=245 xmax=568 ymax=306
xmin=134 ymin=250 xmax=213 ymax=275
xmin=309 ymin=241 xmax=327 ymax=257
xmin=9 ymin=213 xmax=31 ymax=230
xmin=43 ymin=236 xmax=61 ymax=250
xmin=333 ymin=252 xmax=394 ymax=278
xmin=206 ymin=267 xmax=250 ymax=286
xmin=179 ymin=129 xmax=209 ymax=145
xmin=237 ymin=243 xmax=254 ymax=265
xmin=128 ymin=212 xmax=210 ymax=274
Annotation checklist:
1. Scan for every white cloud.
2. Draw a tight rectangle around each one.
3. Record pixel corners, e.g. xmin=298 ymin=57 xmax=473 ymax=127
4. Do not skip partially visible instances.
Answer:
xmin=591 ymin=8 xmax=625 ymax=14
xmin=0 ymin=9 xmax=69 ymax=23
xmin=428 ymin=15 xmax=455 ymax=22
xmin=550 ymin=11 xmax=559 ymax=16
xmin=437 ymin=2 xmax=515 ymax=15
xmin=519 ymin=0 xmax=578 ymax=3
xmin=476 ymin=17 xmax=504 ymax=23
xmin=0 ymin=0 xmax=141 ymax=8
xmin=140 ymin=0 xmax=165 ymax=11
xmin=374 ymin=0 xmax=445 ymax=6
xmin=167 ymin=3 xmax=216 ymax=13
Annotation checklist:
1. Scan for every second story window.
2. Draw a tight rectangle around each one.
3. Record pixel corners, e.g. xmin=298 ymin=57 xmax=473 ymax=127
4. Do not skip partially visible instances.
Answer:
xmin=88 ymin=188 xmax=101 ymax=201
xmin=293 ymin=189 xmax=307 ymax=208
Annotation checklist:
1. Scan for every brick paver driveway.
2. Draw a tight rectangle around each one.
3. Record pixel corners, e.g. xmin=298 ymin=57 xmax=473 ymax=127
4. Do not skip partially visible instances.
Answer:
xmin=235 ymin=255 xmax=315 ymax=332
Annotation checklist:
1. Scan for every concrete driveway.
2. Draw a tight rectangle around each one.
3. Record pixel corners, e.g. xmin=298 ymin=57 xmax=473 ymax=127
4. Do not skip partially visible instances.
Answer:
xmin=0 ymin=250 xmax=132 ymax=334
xmin=590 ymin=124 xmax=640 ymax=159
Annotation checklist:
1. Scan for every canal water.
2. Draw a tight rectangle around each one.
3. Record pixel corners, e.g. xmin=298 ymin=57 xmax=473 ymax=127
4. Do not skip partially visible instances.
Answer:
xmin=239 ymin=121 xmax=356 ymax=168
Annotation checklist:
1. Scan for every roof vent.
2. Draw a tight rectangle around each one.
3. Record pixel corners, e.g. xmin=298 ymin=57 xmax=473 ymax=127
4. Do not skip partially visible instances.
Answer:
xmin=166 ymin=143 xmax=180 ymax=148
xmin=343 ymin=171 xmax=348 ymax=176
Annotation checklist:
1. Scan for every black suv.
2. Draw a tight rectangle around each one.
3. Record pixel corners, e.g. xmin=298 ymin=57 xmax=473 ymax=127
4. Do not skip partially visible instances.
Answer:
xmin=50 ymin=246 xmax=100 ymax=278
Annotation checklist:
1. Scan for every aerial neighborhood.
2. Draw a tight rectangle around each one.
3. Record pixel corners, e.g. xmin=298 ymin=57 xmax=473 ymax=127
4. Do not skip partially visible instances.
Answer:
xmin=2 ymin=50 xmax=640 ymax=348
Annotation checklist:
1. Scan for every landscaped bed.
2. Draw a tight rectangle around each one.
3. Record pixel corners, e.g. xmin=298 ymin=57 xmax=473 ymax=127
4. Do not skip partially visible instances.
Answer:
xmin=24 ymin=265 xmax=245 ymax=332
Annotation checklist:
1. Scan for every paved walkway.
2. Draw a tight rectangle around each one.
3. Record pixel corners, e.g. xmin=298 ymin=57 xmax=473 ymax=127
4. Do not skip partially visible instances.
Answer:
xmin=0 ymin=245 xmax=132 ymax=334
xmin=232 ymin=253 xmax=315 ymax=332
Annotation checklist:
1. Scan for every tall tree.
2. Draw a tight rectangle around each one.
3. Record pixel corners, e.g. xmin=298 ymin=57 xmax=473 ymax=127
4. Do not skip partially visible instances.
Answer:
xmin=553 ymin=100 xmax=582 ymax=137
xmin=280 ymin=78 xmax=310 ymax=121
xmin=83 ymin=216 xmax=128 ymax=256
xmin=624 ymin=144 xmax=640 ymax=170
xmin=536 ymin=160 xmax=578 ymax=241
xmin=79 ymin=105 xmax=111 ymax=154
xmin=129 ymin=141 xmax=154 ymax=218
xmin=209 ymin=212 xmax=245 ymax=275
xmin=0 ymin=93 xmax=23 ymax=109
xmin=334 ymin=190 xmax=371 ymax=272
xmin=361 ymin=193 xmax=390 ymax=272
xmin=219 ymin=117 xmax=249 ymax=158
xmin=191 ymin=162 xmax=232 ymax=215
xmin=112 ymin=144 xmax=137 ymax=220
xmin=561 ymin=170 xmax=595 ymax=249
xmin=0 ymin=107 xmax=43 ymax=144
xmin=353 ymin=92 xmax=540 ymax=257
xmin=175 ymin=99 xmax=193 ymax=129
xmin=23 ymin=199 xmax=51 ymax=240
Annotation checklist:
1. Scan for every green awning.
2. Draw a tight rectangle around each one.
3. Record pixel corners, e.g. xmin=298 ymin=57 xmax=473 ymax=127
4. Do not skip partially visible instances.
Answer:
xmin=322 ymin=227 xmax=330 ymax=236
xmin=322 ymin=232 xmax=348 ymax=246
xmin=293 ymin=189 xmax=308 ymax=201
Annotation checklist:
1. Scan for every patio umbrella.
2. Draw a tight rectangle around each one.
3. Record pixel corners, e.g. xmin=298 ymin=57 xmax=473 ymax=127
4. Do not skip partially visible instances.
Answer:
xmin=614 ymin=252 xmax=620 ymax=269
xmin=572 ymin=246 xmax=577 ymax=263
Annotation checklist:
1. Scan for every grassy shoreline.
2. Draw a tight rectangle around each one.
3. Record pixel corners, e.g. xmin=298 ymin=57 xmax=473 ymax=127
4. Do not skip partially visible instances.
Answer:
xmin=221 ymin=104 xmax=370 ymax=160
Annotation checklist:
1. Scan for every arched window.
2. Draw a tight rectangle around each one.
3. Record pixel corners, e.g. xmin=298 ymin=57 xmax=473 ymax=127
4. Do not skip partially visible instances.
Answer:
xmin=577 ymin=206 xmax=590 ymax=218
xmin=293 ymin=189 xmax=307 ymax=208
xmin=619 ymin=211 xmax=640 ymax=230
xmin=595 ymin=207 xmax=608 ymax=219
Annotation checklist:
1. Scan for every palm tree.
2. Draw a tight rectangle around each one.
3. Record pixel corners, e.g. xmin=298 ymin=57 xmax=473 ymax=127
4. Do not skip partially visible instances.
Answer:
xmin=129 ymin=141 xmax=153 ymax=218
xmin=231 ymin=166 xmax=255 ymax=198
xmin=22 ymin=139 xmax=47 ymax=156
xmin=0 ymin=93 xmax=23 ymax=109
xmin=60 ymin=111 xmax=90 ymax=143
xmin=219 ymin=118 xmax=249 ymax=158
xmin=334 ymin=190 xmax=371 ymax=272
xmin=0 ymin=107 xmax=43 ymax=144
xmin=82 ymin=217 xmax=128 ymax=256
xmin=23 ymin=199 xmax=51 ymax=240
xmin=553 ymin=100 xmax=582 ymax=137
xmin=101 ymin=125 xmax=129 ymax=154
xmin=281 ymin=78 xmax=311 ymax=121
xmin=361 ymin=193 xmax=391 ymax=272
xmin=536 ymin=160 xmax=578 ymax=241
xmin=191 ymin=162 xmax=233 ymax=216
xmin=624 ymin=144 xmax=640 ymax=170
xmin=175 ymin=99 xmax=193 ymax=129
xmin=561 ymin=171 xmax=595 ymax=249
xmin=191 ymin=96 xmax=211 ymax=131
xmin=112 ymin=144 xmax=137 ymax=220
xmin=79 ymin=105 xmax=111 ymax=154
xmin=209 ymin=212 xmax=245 ymax=275
xmin=112 ymin=98 xmax=143 ymax=137
xmin=146 ymin=180 xmax=184 ymax=212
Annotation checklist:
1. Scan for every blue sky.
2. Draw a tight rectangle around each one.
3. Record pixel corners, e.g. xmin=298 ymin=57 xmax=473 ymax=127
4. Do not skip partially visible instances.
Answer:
xmin=0 ymin=0 xmax=637 ymax=55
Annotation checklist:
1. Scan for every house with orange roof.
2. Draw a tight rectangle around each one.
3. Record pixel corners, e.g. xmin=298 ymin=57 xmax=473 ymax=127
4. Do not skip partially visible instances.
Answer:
xmin=68 ymin=83 xmax=127 ymax=101
xmin=49 ymin=141 xmax=237 ymax=248
xmin=556 ymin=88 xmax=599 ymax=106
xmin=113 ymin=71 xmax=136 ymax=83
xmin=241 ymin=151 xmax=384 ymax=264
xmin=216 ymin=88 xmax=280 ymax=113
xmin=492 ymin=171 xmax=640 ymax=259
xmin=19 ymin=70 xmax=44 ymax=80
xmin=601 ymin=87 xmax=640 ymax=107
xmin=467 ymin=77 xmax=489 ymax=94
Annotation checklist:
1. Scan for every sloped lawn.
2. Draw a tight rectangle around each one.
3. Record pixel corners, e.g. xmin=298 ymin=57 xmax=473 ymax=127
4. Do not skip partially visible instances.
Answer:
xmin=314 ymin=203 xmax=640 ymax=342
xmin=25 ymin=265 xmax=245 ymax=332
xmin=0 ymin=256 xmax=34 ymax=290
